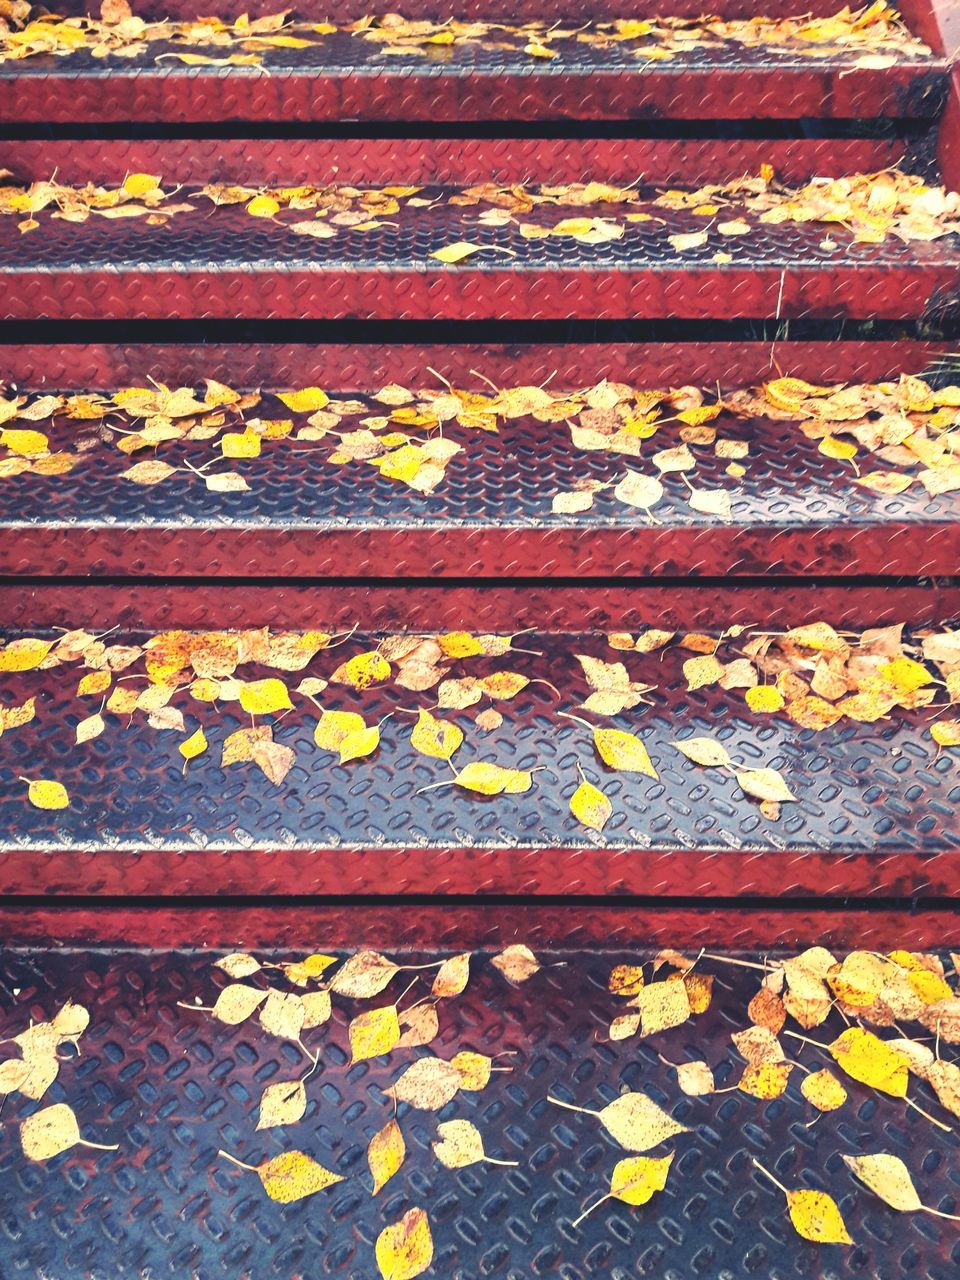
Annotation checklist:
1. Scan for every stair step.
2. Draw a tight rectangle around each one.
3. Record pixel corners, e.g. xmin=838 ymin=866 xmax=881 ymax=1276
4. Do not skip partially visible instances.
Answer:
xmin=3 ymin=613 xmax=960 ymax=899
xmin=1 ymin=340 xmax=957 ymax=578
xmin=0 ymin=4 xmax=950 ymax=124
xmin=2 ymin=139 xmax=958 ymax=320
xmin=1 ymin=906 xmax=958 ymax=1280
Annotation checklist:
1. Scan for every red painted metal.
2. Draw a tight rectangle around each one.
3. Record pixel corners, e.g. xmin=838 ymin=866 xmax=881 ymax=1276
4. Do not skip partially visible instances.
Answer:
xmin=2 ymin=845 xmax=958 ymax=903
xmin=0 ymin=340 xmax=946 ymax=390
xmin=0 ymin=137 xmax=910 ymax=189
xmin=3 ymin=904 xmax=958 ymax=950
xmin=0 ymin=58 xmax=944 ymax=126
xmin=6 ymin=522 xmax=960 ymax=581
xmin=5 ymin=582 xmax=960 ymax=634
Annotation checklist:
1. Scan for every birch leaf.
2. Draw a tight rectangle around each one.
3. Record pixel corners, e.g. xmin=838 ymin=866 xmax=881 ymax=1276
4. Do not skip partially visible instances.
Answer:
xmin=301 ymin=991 xmax=333 ymax=1029
xmin=737 ymin=768 xmax=796 ymax=803
xmin=76 ymin=713 xmax=105 ymax=744
xmin=220 ymin=1149 xmax=343 ymax=1203
xmin=573 ymin=1153 xmax=674 ymax=1225
xmin=594 ymin=728 xmax=658 ymax=777
xmin=550 ymin=1091 xmax=688 ymax=1152
xmin=368 ymin=1118 xmax=406 ymax=1195
xmin=259 ymin=990 xmax=305 ymax=1041
xmin=329 ymin=951 xmax=399 ymax=999
xmin=842 ymin=1153 xmax=925 ymax=1212
xmin=411 ymin=708 xmax=463 ymax=761
xmin=491 ymin=944 xmax=540 ymax=983
xmin=256 ymin=1080 xmax=307 ymax=1130
xmin=398 ymin=1003 xmax=440 ymax=1048
xmin=433 ymin=1118 xmax=517 ymax=1169
xmin=786 ymin=1189 xmax=854 ymax=1245
xmin=432 ymin=952 xmax=470 ymax=998
xmin=216 ymin=953 xmax=261 ymax=978
xmin=387 ymin=1057 xmax=463 ymax=1110
xmin=375 ymin=1207 xmax=434 ymax=1280
xmin=614 ymin=470 xmax=663 ymax=513
xmin=828 ymin=1028 xmax=909 ymax=1096
xmin=801 ymin=1069 xmax=847 ymax=1112
xmin=208 ymin=984 xmax=268 ymax=1025
xmin=349 ymin=1005 xmax=401 ymax=1063
xmin=25 ymin=779 xmax=69 ymax=810
xmin=672 ymin=737 xmax=731 ymax=768
xmin=570 ymin=776 xmax=612 ymax=832
xmin=673 ymin=1061 xmax=715 ymax=1096
xmin=21 ymin=1103 xmax=117 ymax=1162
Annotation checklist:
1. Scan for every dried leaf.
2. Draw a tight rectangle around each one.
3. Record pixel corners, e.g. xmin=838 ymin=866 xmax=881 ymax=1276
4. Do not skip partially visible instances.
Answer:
xmin=349 ymin=1005 xmax=401 ymax=1063
xmin=256 ymin=1080 xmax=307 ymax=1130
xmin=216 ymin=952 xmax=262 ymax=979
xmin=20 ymin=1103 xmax=116 ymax=1162
xmin=432 ymin=952 xmax=470 ymax=998
xmin=672 ymin=736 xmax=731 ymax=768
xmin=388 ymin=1057 xmax=463 ymax=1110
xmin=220 ymin=1148 xmax=343 ymax=1203
xmin=491 ymin=944 xmax=540 ymax=983
xmin=329 ymin=950 xmax=399 ymax=999
xmin=375 ymin=1207 xmax=434 ymax=1280
xmin=368 ymin=1117 xmax=406 ymax=1195
xmin=550 ymin=1091 xmax=688 ymax=1152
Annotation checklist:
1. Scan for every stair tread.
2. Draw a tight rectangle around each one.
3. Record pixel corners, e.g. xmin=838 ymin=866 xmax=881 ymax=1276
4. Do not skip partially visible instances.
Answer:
xmin=2 ymin=620 xmax=959 ymax=897
xmin=4 ymin=365 xmax=960 ymax=576
xmin=0 ymin=928 xmax=957 ymax=1280
xmin=5 ymin=176 xmax=959 ymax=320
xmin=0 ymin=25 xmax=947 ymax=121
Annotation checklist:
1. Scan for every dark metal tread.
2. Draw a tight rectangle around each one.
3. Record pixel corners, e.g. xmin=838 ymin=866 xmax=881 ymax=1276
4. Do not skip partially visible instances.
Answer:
xmin=3 ymin=357 xmax=960 ymax=578
xmin=1 ymin=930 xmax=959 ymax=1279
xmin=2 ymin=619 xmax=960 ymax=898
xmin=0 ymin=27 xmax=947 ymax=123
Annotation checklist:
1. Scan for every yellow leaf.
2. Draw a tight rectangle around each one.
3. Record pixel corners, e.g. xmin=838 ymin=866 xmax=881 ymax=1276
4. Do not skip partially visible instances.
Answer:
xmin=328 ymin=950 xmax=399 ymax=998
xmin=570 ymin=776 xmax=612 ymax=832
xmin=819 ymin=435 xmax=858 ymax=462
xmin=338 ymin=724 xmax=380 ymax=764
xmin=828 ymin=1027 xmax=909 ymax=1096
xmin=438 ymin=630 xmax=484 ymax=658
xmin=349 ymin=1005 xmax=400 ymax=1063
xmin=573 ymin=1153 xmax=674 ymax=1226
xmin=25 ymin=778 xmax=69 ymax=810
xmin=450 ymin=1049 xmax=498 ymax=1090
xmin=609 ymin=964 xmax=644 ymax=996
xmin=220 ymin=427 xmax=261 ymax=458
xmin=75 ymin=712 xmax=105 ymax=745
xmin=246 ymin=195 xmax=280 ymax=218
xmin=330 ymin=650 xmax=391 ymax=690
xmin=256 ymin=1080 xmax=307 ymax=1130
xmin=410 ymin=708 xmax=463 ymax=761
xmin=432 ymin=242 xmax=489 ymax=263
xmin=931 ymin=720 xmax=960 ymax=748
xmin=801 ymin=1068 xmax=847 ymax=1112
xmin=746 ymin=686 xmax=785 ymax=713
xmin=525 ymin=39 xmax=557 ymax=57
xmin=387 ymin=1058 xmax=463 ymax=1110
xmin=368 ymin=1118 xmax=405 ymax=1195
xmin=20 ymin=1102 xmax=116 ymax=1162
xmin=491 ymin=943 xmax=540 ymax=983
xmin=878 ymin=655 xmax=931 ymax=694
xmin=786 ymin=1189 xmax=854 ymax=1245
xmin=209 ymin=984 xmax=267 ymax=1025
xmin=238 ymin=678 xmax=292 ymax=715
xmin=453 ymin=760 xmax=532 ymax=795
xmin=737 ymin=768 xmax=796 ymax=803
xmin=738 ymin=1061 xmax=791 ymax=1099
xmin=683 ymin=654 xmax=724 ymax=691
xmin=432 ymin=952 xmax=471 ymax=998
xmin=220 ymin=1148 xmax=343 ymax=1203
xmin=478 ymin=671 xmax=529 ymax=700
xmin=549 ymin=1091 xmax=688 ymax=1152
xmin=277 ymin=388 xmax=329 ymax=413
xmin=122 ymin=172 xmax=160 ymax=197
xmin=77 ymin=670 xmax=111 ymax=697
xmin=2 ymin=427 xmax=48 ymax=456
xmin=672 ymin=736 xmax=731 ymax=768
xmin=314 ymin=709 xmax=366 ymax=752
xmin=283 ymin=952 xmax=337 ymax=986
xmin=179 ymin=727 xmax=207 ymax=761
xmin=0 ymin=637 xmax=54 ymax=671
xmin=375 ymin=1207 xmax=434 ymax=1280
xmin=594 ymin=728 xmax=657 ymax=777
xmin=842 ymin=1153 xmax=925 ymax=1213
xmin=632 ymin=978 xmax=691 ymax=1035
xmin=215 ymin=952 xmax=261 ymax=979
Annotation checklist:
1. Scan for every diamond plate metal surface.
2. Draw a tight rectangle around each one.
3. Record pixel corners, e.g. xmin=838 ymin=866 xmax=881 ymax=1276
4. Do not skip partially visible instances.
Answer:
xmin=0 ymin=33 xmax=946 ymax=124
xmin=1 ymin=943 xmax=959 ymax=1280
xmin=2 ymin=625 xmax=960 ymax=898
xmin=4 ymin=384 xmax=960 ymax=578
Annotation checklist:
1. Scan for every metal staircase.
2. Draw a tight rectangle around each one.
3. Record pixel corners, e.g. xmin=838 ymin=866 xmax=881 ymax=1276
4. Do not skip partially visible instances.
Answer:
xmin=2 ymin=3 xmax=960 ymax=1277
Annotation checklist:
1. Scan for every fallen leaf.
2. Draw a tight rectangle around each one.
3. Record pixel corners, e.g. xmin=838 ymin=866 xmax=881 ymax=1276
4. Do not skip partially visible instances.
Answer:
xmin=387 ymin=1057 xmax=463 ymax=1110
xmin=572 ymin=1153 xmax=674 ymax=1226
xmin=349 ymin=1005 xmax=401 ymax=1063
xmin=256 ymin=1080 xmax=307 ymax=1130
xmin=549 ymin=1091 xmax=688 ymax=1152
xmin=433 ymin=1118 xmax=517 ymax=1169
xmin=219 ymin=1148 xmax=343 ymax=1202
xmin=329 ymin=950 xmax=399 ymax=999
xmin=20 ymin=1103 xmax=117 ymax=1162
xmin=368 ymin=1117 xmax=406 ymax=1195
xmin=491 ymin=944 xmax=540 ymax=983
xmin=375 ymin=1207 xmax=434 ymax=1280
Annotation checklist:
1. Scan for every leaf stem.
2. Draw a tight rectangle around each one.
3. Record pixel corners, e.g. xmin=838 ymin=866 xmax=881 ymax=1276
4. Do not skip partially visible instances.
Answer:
xmin=546 ymin=1095 xmax=597 ymax=1117
xmin=78 ymin=1138 xmax=119 ymax=1151
xmin=219 ymin=1149 xmax=259 ymax=1173
xmin=483 ymin=1156 xmax=519 ymax=1167
xmin=751 ymin=1158 xmax=789 ymax=1196
xmin=906 ymin=1094 xmax=952 ymax=1132
xmin=923 ymin=1204 xmax=960 ymax=1221
xmin=572 ymin=1192 xmax=610 ymax=1228
xmin=176 ymin=1000 xmax=215 ymax=1012
xmin=700 ymin=952 xmax=769 ymax=971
